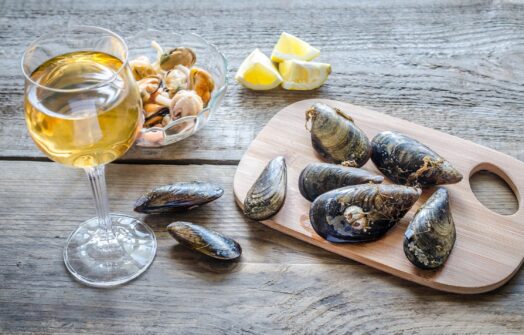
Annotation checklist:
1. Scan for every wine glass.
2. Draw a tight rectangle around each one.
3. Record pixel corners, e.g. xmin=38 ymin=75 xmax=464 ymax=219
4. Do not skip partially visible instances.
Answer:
xmin=21 ymin=26 xmax=156 ymax=287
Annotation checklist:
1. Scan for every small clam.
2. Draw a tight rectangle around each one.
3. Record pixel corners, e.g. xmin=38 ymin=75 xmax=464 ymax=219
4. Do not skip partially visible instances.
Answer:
xmin=189 ymin=67 xmax=215 ymax=105
xmin=299 ymin=162 xmax=384 ymax=202
xmin=371 ymin=131 xmax=463 ymax=187
xmin=134 ymin=181 xmax=224 ymax=214
xmin=129 ymin=56 xmax=156 ymax=81
xmin=164 ymin=65 xmax=190 ymax=97
xmin=243 ymin=156 xmax=287 ymax=220
xmin=169 ymin=90 xmax=204 ymax=119
xmin=310 ymin=184 xmax=421 ymax=243
xmin=404 ymin=188 xmax=456 ymax=269
xmin=160 ymin=47 xmax=196 ymax=71
xmin=306 ymin=103 xmax=371 ymax=167
xmin=167 ymin=221 xmax=241 ymax=260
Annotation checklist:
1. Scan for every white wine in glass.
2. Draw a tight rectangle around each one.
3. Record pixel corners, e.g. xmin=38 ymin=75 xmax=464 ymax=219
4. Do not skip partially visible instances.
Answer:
xmin=22 ymin=26 xmax=156 ymax=287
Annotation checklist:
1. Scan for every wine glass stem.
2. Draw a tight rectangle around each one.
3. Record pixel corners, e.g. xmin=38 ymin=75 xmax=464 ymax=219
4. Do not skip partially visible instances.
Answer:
xmin=85 ymin=165 xmax=114 ymax=239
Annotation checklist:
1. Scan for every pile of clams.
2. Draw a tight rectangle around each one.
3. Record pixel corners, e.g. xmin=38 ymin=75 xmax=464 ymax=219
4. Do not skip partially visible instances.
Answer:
xmin=130 ymin=41 xmax=215 ymax=130
xmin=240 ymin=102 xmax=462 ymax=270
xmin=134 ymin=182 xmax=241 ymax=260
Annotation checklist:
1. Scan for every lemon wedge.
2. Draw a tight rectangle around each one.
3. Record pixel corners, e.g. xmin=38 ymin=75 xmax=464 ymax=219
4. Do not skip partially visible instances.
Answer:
xmin=235 ymin=49 xmax=283 ymax=90
xmin=270 ymin=32 xmax=320 ymax=63
xmin=279 ymin=60 xmax=331 ymax=90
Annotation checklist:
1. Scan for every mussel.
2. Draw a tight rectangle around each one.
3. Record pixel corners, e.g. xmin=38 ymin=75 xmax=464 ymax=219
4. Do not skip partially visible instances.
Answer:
xmin=299 ymin=162 xmax=384 ymax=202
xmin=306 ymin=103 xmax=371 ymax=167
xmin=167 ymin=221 xmax=241 ymax=260
xmin=310 ymin=184 xmax=421 ymax=243
xmin=243 ymin=156 xmax=287 ymax=220
xmin=404 ymin=188 xmax=456 ymax=269
xmin=371 ymin=131 xmax=463 ymax=187
xmin=134 ymin=182 xmax=223 ymax=214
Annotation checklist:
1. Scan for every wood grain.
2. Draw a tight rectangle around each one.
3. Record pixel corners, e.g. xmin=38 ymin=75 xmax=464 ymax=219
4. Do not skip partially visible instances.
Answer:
xmin=233 ymin=99 xmax=524 ymax=294
xmin=1 ymin=0 xmax=523 ymax=333
xmin=1 ymin=0 xmax=523 ymax=162
xmin=0 ymin=161 xmax=522 ymax=334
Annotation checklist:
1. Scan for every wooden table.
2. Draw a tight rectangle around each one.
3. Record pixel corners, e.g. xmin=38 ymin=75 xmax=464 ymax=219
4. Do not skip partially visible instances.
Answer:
xmin=1 ymin=0 xmax=523 ymax=334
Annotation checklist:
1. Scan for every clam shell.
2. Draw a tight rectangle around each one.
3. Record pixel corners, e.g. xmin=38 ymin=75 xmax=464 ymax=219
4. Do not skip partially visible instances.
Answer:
xmin=306 ymin=103 xmax=371 ymax=166
xmin=299 ymin=162 xmax=384 ymax=202
xmin=167 ymin=221 xmax=241 ymax=260
xmin=243 ymin=156 xmax=287 ymax=220
xmin=404 ymin=188 xmax=456 ymax=269
xmin=134 ymin=181 xmax=224 ymax=214
xmin=371 ymin=131 xmax=463 ymax=187
xmin=310 ymin=184 xmax=421 ymax=243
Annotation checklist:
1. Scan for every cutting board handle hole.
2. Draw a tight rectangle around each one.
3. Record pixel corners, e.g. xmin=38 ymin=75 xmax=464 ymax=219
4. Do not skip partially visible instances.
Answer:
xmin=469 ymin=163 xmax=519 ymax=216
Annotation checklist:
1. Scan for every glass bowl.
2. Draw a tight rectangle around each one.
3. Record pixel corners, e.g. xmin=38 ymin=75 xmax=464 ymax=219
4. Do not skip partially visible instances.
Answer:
xmin=127 ymin=30 xmax=227 ymax=147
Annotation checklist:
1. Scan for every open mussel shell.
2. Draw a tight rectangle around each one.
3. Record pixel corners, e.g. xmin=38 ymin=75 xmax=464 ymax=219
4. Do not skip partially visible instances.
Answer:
xmin=299 ymin=162 xmax=384 ymax=202
xmin=310 ymin=184 xmax=421 ymax=243
xmin=306 ymin=103 xmax=371 ymax=167
xmin=167 ymin=221 xmax=241 ymax=260
xmin=134 ymin=181 xmax=224 ymax=214
xmin=404 ymin=188 xmax=456 ymax=269
xmin=371 ymin=131 xmax=463 ymax=187
xmin=243 ymin=156 xmax=287 ymax=220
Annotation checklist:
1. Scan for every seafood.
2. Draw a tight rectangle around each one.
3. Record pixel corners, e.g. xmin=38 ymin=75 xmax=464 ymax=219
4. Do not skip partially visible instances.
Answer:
xmin=159 ymin=47 xmax=196 ymax=71
xmin=306 ymin=103 xmax=371 ymax=167
xmin=143 ymin=103 xmax=169 ymax=128
xmin=310 ymin=184 xmax=421 ymax=243
xmin=169 ymin=90 xmax=204 ymax=119
xmin=243 ymin=156 xmax=287 ymax=220
xmin=404 ymin=188 xmax=456 ymax=269
xmin=167 ymin=221 xmax=241 ymax=260
xmin=134 ymin=182 xmax=223 ymax=214
xmin=129 ymin=56 xmax=156 ymax=81
xmin=299 ymin=162 xmax=384 ymax=201
xmin=371 ymin=131 xmax=463 ymax=187
xmin=189 ymin=67 xmax=215 ymax=105
xmin=164 ymin=65 xmax=190 ymax=97
xmin=131 ymin=41 xmax=215 ymax=130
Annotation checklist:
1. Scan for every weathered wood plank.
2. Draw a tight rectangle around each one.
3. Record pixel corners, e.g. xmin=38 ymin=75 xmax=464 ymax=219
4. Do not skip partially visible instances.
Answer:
xmin=0 ymin=161 xmax=522 ymax=334
xmin=1 ymin=0 xmax=523 ymax=162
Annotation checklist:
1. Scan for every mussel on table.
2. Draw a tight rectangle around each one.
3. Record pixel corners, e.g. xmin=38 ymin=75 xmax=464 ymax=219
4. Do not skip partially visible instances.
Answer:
xmin=134 ymin=181 xmax=224 ymax=214
xmin=299 ymin=162 xmax=384 ymax=202
xmin=404 ymin=188 xmax=456 ymax=269
xmin=243 ymin=156 xmax=287 ymax=220
xmin=306 ymin=103 xmax=371 ymax=167
xmin=167 ymin=221 xmax=241 ymax=260
xmin=310 ymin=184 xmax=421 ymax=243
xmin=371 ymin=131 xmax=463 ymax=187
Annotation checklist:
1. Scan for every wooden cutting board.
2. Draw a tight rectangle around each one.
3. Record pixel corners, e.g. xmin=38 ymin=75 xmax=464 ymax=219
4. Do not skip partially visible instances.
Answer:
xmin=233 ymin=99 xmax=524 ymax=294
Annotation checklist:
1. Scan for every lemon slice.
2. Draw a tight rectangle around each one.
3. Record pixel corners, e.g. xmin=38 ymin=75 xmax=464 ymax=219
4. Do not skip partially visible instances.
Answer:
xmin=235 ymin=49 xmax=283 ymax=90
xmin=279 ymin=60 xmax=331 ymax=90
xmin=270 ymin=32 xmax=320 ymax=63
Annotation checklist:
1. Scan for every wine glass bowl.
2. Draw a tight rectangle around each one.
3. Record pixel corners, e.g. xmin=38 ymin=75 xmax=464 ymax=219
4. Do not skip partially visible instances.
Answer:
xmin=127 ymin=30 xmax=228 ymax=147
xmin=22 ymin=26 xmax=157 ymax=287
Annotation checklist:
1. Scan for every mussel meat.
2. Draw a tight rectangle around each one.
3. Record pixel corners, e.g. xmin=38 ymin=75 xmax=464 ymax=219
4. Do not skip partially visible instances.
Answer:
xmin=160 ymin=47 xmax=196 ymax=71
xmin=371 ymin=131 xmax=463 ymax=187
xmin=189 ymin=67 xmax=215 ymax=105
xmin=243 ymin=156 xmax=287 ymax=220
xmin=299 ymin=162 xmax=384 ymax=202
xmin=134 ymin=181 xmax=224 ymax=214
xmin=167 ymin=221 xmax=241 ymax=260
xmin=404 ymin=188 xmax=456 ymax=269
xmin=310 ymin=184 xmax=421 ymax=243
xmin=306 ymin=103 xmax=371 ymax=167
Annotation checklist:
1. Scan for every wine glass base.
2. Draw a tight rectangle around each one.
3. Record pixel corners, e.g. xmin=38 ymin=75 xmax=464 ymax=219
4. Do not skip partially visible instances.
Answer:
xmin=63 ymin=214 xmax=156 ymax=288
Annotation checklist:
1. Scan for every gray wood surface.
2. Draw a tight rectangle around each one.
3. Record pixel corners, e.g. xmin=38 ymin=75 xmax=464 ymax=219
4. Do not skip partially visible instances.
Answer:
xmin=1 ymin=162 xmax=522 ymax=335
xmin=1 ymin=0 xmax=523 ymax=163
xmin=0 ymin=0 xmax=523 ymax=334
